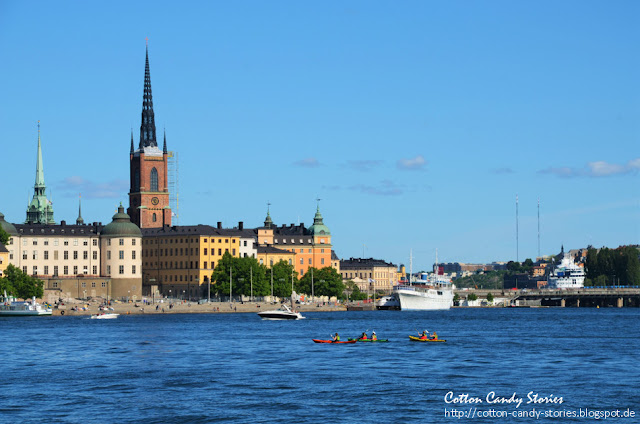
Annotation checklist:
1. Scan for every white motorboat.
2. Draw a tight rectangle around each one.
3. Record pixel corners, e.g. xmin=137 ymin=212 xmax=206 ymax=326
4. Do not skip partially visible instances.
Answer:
xmin=257 ymin=303 xmax=305 ymax=320
xmin=376 ymin=295 xmax=400 ymax=310
xmin=0 ymin=292 xmax=52 ymax=316
xmin=90 ymin=313 xmax=119 ymax=319
xmin=547 ymin=255 xmax=585 ymax=289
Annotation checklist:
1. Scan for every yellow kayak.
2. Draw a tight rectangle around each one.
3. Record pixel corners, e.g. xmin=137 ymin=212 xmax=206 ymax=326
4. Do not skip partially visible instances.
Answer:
xmin=409 ymin=335 xmax=446 ymax=343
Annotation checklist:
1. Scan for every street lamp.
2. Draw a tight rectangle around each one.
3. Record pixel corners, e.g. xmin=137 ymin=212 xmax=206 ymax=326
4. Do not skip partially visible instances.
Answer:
xmin=319 ymin=279 xmax=325 ymax=303
xmin=270 ymin=267 xmax=274 ymax=298
xmin=127 ymin=290 xmax=130 ymax=303
xmin=83 ymin=290 xmax=86 ymax=301
xmin=229 ymin=265 xmax=233 ymax=303
xmin=279 ymin=278 xmax=285 ymax=298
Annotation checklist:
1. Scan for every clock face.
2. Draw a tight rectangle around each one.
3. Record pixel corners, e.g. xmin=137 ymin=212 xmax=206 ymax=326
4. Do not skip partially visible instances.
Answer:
xmin=151 ymin=197 xmax=159 ymax=206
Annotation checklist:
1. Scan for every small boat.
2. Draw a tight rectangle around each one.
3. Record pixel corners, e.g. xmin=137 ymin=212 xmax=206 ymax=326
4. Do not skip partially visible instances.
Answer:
xmin=348 ymin=338 xmax=389 ymax=342
xmin=90 ymin=313 xmax=119 ymax=319
xmin=0 ymin=292 xmax=52 ymax=317
xmin=258 ymin=303 xmax=305 ymax=320
xmin=409 ymin=335 xmax=446 ymax=343
xmin=312 ymin=339 xmax=356 ymax=344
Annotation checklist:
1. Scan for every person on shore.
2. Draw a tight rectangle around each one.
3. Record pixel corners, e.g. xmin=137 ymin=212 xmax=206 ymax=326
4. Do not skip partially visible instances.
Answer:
xmin=332 ymin=332 xmax=340 ymax=342
xmin=371 ymin=331 xmax=377 ymax=341
xmin=420 ymin=330 xmax=430 ymax=340
xmin=360 ymin=332 xmax=368 ymax=340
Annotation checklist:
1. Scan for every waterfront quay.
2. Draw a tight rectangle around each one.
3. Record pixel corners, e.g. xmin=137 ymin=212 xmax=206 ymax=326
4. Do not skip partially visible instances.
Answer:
xmin=456 ymin=288 xmax=640 ymax=308
xmin=52 ymin=299 xmax=346 ymax=316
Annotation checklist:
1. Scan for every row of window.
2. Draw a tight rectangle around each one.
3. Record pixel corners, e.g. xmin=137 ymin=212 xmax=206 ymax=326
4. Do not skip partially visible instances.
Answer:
xmin=144 ymin=248 xmax=235 ymax=257
xmin=26 ymin=265 xmax=97 ymax=276
xmin=51 ymin=281 xmax=107 ymax=288
xmin=18 ymin=250 xmax=137 ymax=261
xmin=16 ymin=238 xmax=135 ymax=247
xmin=274 ymin=238 xmax=326 ymax=244
xmin=26 ymin=264 xmax=138 ymax=276
xmin=19 ymin=238 xmax=98 ymax=246
xmin=144 ymin=238 xmax=243 ymax=245
xmin=106 ymin=250 xmax=137 ymax=260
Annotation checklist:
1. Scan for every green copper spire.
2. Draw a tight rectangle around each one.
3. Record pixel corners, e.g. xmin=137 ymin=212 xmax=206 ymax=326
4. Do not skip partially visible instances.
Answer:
xmin=25 ymin=122 xmax=55 ymax=224
xmin=264 ymin=202 xmax=273 ymax=229
xmin=308 ymin=199 xmax=330 ymax=235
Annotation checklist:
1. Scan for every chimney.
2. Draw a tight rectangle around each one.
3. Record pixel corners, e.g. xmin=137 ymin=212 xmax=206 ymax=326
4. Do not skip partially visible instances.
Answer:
xmin=238 ymin=221 xmax=243 ymax=230
xmin=217 ymin=222 xmax=222 ymax=229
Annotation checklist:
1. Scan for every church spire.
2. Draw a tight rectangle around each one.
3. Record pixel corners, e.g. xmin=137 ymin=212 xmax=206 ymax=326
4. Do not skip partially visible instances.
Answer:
xmin=76 ymin=194 xmax=84 ymax=225
xmin=139 ymin=40 xmax=157 ymax=149
xmin=264 ymin=202 xmax=273 ymax=229
xmin=25 ymin=122 xmax=55 ymax=224
xmin=35 ymin=122 xmax=45 ymax=193
xmin=163 ymin=129 xmax=167 ymax=153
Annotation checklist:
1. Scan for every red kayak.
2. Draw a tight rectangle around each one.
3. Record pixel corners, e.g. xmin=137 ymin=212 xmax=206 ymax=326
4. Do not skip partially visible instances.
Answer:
xmin=312 ymin=339 xmax=356 ymax=344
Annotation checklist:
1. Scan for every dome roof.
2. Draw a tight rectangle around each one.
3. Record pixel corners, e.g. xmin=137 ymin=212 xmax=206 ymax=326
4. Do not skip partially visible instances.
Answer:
xmin=101 ymin=204 xmax=141 ymax=237
xmin=0 ymin=212 xmax=18 ymax=236
xmin=308 ymin=205 xmax=330 ymax=236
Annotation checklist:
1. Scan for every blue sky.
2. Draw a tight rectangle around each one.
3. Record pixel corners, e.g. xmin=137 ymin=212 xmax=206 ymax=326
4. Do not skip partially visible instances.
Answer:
xmin=1 ymin=1 xmax=638 ymax=270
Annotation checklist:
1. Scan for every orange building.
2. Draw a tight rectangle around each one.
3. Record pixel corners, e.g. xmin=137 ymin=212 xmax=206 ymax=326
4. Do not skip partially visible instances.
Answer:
xmin=258 ymin=205 xmax=334 ymax=277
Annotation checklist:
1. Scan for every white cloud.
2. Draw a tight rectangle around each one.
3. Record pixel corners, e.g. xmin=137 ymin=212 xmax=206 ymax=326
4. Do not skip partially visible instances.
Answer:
xmin=538 ymin=158 xmax=640 ymax=178
xmin=57 ymin=176 xmax=128 ymax=199
xmin=397 ymin=155 xmax=426 ymax=171
xmin=293 ymin=157 xmax=320 ymax=168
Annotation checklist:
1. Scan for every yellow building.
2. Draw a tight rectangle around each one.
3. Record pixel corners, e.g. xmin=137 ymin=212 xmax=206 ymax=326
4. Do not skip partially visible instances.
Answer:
xmin=256 ymin=245 xmax=296 ymax=268
xmin=141 ymin=223 xmax=256 ymax=298
xmin=0 ymin=242 xmax=8 ymax=277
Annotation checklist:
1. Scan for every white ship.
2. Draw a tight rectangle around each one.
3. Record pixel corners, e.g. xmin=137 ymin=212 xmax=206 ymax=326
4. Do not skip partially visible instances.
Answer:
xmin=547 ymin=255 xmax=585 ymax=289
xmin=0 ymin=292 xmax=53 ymax=316
xmin=391 ymin=250 xmax=454 ymax=311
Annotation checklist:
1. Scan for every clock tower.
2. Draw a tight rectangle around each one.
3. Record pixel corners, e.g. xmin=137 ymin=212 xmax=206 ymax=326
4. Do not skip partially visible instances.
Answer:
xmin=128 ymin=44 xmax=172 ymax=229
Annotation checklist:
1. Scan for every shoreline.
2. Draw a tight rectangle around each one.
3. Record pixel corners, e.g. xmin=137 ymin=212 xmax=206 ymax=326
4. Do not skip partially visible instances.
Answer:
xmin=53 ymin=300 xmax=347 ymax=316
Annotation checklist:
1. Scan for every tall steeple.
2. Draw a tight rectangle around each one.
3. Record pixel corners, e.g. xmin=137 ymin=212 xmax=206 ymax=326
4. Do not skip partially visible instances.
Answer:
xmin=25 ymin=122 xmax=55 ymax=224
xmin=139 ymin=41 xmax=157 ymax=149
xmin=163 ymin=129 xmax=167 ymax=154
xmin=130 ymin=129 xmax=134 ymax=154
xmin=76 ymin=194 xmax=84 ymax=225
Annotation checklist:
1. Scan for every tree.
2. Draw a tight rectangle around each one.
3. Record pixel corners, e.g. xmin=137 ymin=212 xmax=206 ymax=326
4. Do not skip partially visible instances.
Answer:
xmin=269 ymin=260 xmax=298 ymax=298
xmin=0 ymin=264 xmax=44 ymax=299
xmin=211 ymin=253 xmax=269 ymax=297
xmin=297 ymin=267 xmax=345 ymax=299
xmin=0 ymin=226 xmax=9 ymax=245
xmin=467 ymin=293 xmax=478 ymax=301
xmin=486 ymin=292 xmax=494 ymax=303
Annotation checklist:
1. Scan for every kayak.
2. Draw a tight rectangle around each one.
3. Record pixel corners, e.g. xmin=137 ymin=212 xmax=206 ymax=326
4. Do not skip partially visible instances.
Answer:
xmin=409 ymin=336 xmax=446 ymax=343
xmin=348 ymin=338 xmax=389 ymax=342
xmin=313 ymin=339 xmax=356 ymax=344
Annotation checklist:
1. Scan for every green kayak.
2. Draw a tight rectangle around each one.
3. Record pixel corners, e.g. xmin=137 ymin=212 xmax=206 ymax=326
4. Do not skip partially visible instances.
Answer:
xmin=348 ymin=338 xmax=389 ymax=342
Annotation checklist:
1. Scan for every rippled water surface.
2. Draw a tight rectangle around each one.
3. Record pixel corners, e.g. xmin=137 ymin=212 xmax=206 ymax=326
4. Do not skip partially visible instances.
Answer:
xmin=2 ymin=308 xmax=639 ymax=423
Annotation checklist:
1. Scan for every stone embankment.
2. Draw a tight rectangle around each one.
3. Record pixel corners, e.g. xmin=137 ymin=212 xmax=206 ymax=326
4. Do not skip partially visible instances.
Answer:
xmin=53 ymin=300 xmax=346 ymax=316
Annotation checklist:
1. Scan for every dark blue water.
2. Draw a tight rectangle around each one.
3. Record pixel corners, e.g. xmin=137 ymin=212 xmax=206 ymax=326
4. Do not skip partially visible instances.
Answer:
xmin=2 ymin=308 xmax=639 ymax=423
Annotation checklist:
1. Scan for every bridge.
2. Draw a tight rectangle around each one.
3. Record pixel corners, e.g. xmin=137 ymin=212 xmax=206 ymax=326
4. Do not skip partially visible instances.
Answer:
xmin=455 ymin=288 xmax=640 ymax=308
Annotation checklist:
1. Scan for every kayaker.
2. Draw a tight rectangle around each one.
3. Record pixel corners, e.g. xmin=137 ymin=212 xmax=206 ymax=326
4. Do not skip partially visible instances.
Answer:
xmin=360 ymin=332 xmax=368 ymax=340
xmin=371 ymin=331 xmax=377 ymax=341
xmin=420 ymin=330 xmax=430 ymax=340
xmin=332 ymin=332 xmax=340 ymax=342
xmin=431 ymin=331 xmax=438 ymax=340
